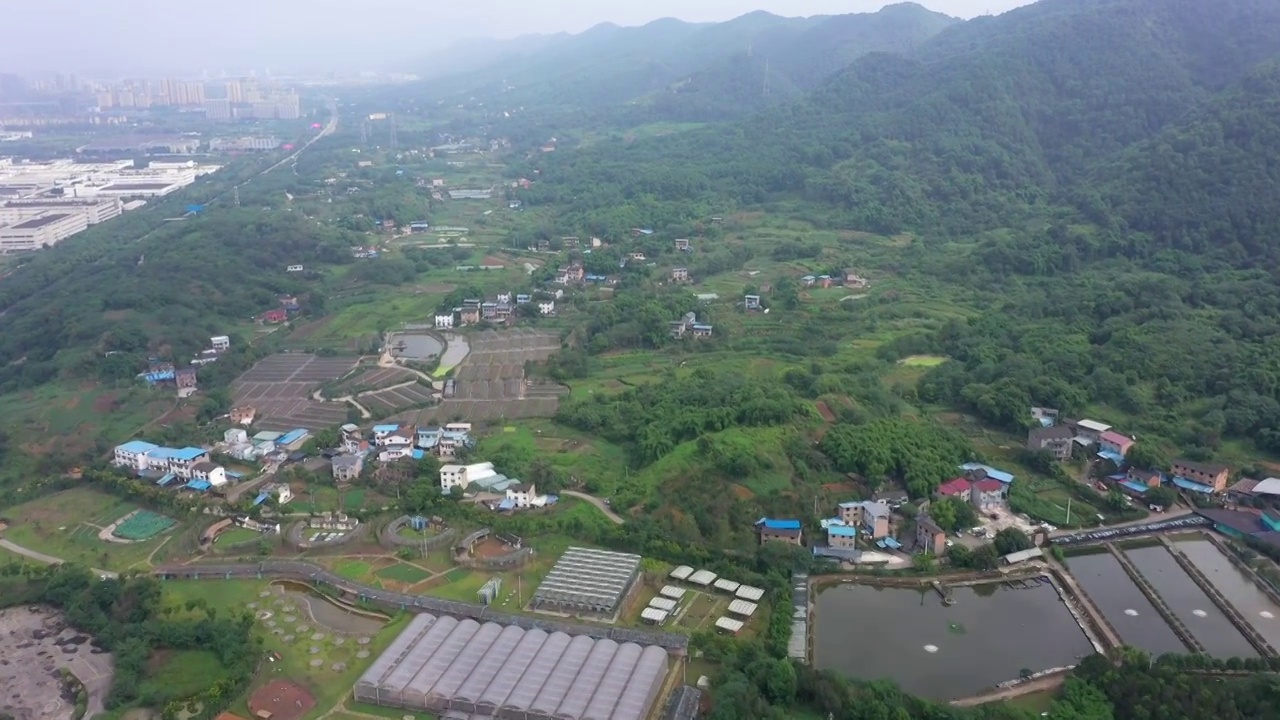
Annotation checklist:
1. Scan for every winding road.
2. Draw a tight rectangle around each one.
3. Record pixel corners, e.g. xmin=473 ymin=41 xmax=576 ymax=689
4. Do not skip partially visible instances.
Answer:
xmin=562 ymin=491 xmax=625 ymax=524
xmin=0 ymin=538 xmax=117 ymax=579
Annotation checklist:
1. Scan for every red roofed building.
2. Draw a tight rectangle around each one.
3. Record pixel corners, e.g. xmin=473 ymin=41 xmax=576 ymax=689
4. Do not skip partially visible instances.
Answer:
xmin=936 ymin=477 xmax=972 ymax=498
xmin=970 ymin=479 xmax=1006 ymax=509
xmin=260 ymin=308 xmax=288 ymax=324
xmin=1099 ymin=430 xmax=1134 ymax=458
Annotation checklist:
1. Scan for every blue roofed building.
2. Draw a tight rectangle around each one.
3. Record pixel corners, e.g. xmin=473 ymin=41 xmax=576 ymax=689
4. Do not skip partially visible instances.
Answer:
xmin=114 ymin=440 xmax=160 ymax=472
xmin=185 ymin=479 xmax=212 ymax=492
xmin=756 ymin=517 xmax=804 ymax=546
xmin=826 ymin=523 xmax=858 ymax=550
xmin=276 ymin=428 xmax=310 ymax=449
xmin=372 ymin=424 xmax=399 ymax=440
xmin=959 ymin=462 xmax=1015 ymax=485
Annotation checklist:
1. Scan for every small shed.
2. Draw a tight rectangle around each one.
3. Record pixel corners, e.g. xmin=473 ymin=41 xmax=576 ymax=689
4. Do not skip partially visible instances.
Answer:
xmin=641 ymin=607 xmax=670 ymax=624
xmin=669 ymin=565 xmax=695 ymax=581
xmin=712 ymin=578 xmax=741 ymax=594
xmin=715 ymin=617 xmax=744 ymax=634
xmin=688 ymin=569 xmax=718 ymax=586
xmin=659 ymin=585 xmax=687 ymax=600
xmin=648 ymin=597 xmax=677 ymax=612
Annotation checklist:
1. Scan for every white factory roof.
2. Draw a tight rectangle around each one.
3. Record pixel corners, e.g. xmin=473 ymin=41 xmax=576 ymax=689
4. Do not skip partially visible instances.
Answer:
xmin=1002 ymin=548 xmax=1045 ymax=565
xmin=1252 ymin=478 xmax=1280 ymax=496
xmin=712 ymin=578 xmax=740 ymax=593
xmin=727 ymin=600 xmax=758 ymax=617
xmin=715 ymin=617 xmax=744 ymax=634
xmin=669 ymin=565 xmax=694 ymax=580
xmin=640 ymin=608 xmax=669 ymax=624
xmin=735 ymin=585 xmax=764 ymax=601
xmin=648 ymin=597 xmax=677 ymax=612
xmin=1077 ymin=419 xmax=1112 ymax=433
xmin=659 ymin=585 xmax=687 ymax=600
xmin=687 ymin=569 xmax=717 ymax=586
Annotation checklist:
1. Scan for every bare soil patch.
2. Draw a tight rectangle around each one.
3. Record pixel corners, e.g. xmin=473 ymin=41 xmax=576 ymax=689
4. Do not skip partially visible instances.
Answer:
xmin=731 ymin=484 xmax=756 ymax=501
xmin=248 ymin=679 xmax=315 ymax=720
xmin=92 ymin=392 xmax=120 ymax=414
xmin=470 ymin=536 xmax=513 ymax=559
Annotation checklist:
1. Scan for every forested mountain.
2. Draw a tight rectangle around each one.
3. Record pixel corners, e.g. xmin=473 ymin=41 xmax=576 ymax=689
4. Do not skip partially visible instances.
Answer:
xmin=511 ymin=0 xmax=1280 ymax=454
xmin=400 ymin=4 xmax=957 ymax=115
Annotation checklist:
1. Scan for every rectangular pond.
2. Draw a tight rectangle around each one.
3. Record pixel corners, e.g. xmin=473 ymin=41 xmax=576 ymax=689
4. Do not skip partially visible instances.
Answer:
xmin=1066 ymin=551 xmax=1187 ymax=657
xmin=1123 ymin=545 xmax=1256 ymax=658
xmin=1177 ymin=538 xmax=1280 ymax=648
xmin=813 ymin=581 xmax=1092 ymax=700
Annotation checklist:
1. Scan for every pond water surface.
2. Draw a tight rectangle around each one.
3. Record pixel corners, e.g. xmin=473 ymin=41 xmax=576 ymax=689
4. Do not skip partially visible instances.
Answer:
xmin=814 ymin=581 xmax=1091 ymax=700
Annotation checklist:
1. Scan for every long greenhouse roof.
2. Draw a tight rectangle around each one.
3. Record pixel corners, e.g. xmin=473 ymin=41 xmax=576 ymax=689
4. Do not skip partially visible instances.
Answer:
xmin=355 ymin=613 xmax=670 ymax=720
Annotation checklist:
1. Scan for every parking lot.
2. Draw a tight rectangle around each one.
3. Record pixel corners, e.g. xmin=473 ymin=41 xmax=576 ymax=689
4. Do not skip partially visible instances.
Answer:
xmin=232 ymin=354 xmax=357 ymax=431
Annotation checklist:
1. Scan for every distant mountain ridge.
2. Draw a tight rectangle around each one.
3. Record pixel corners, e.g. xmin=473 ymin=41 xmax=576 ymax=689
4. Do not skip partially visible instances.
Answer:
xmin=408 ymin=3 xmax=960 ymax=116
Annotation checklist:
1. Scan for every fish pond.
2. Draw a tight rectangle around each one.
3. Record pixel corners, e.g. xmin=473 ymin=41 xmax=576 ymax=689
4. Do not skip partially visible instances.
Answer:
xmin=813 ymin=580 xmax=1092 ymax=700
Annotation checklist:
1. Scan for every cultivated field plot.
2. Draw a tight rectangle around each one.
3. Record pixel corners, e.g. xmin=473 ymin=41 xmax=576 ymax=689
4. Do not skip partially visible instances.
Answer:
xmin=232 ymin=354 xmax=358 ymax=431
xmin=331 ymin=366 xmax=415 ymax=395
xmin=360 ymin=382 xmax=437 ymax=414
xmin=395 ymin=329 xmax=567 ymax=425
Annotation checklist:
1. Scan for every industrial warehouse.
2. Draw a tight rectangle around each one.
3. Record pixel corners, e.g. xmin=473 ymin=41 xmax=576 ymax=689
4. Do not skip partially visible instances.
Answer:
xmin=530 ymin=546 xmax=643 ymax=618
xmin=354 ymin=613 xmax=671 ymax=719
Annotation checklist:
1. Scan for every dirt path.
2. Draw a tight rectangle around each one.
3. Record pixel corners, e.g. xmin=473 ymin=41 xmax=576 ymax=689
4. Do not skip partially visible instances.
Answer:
xmin=950 ymin=671 xmax=1067 ymax=707
xmin=0 ymin=538 xmax=117 ymax=578
xmin=312 ymin=388 xmax=371 ymax=419
xmin=562 ymin=491 xmax=624 ymax=524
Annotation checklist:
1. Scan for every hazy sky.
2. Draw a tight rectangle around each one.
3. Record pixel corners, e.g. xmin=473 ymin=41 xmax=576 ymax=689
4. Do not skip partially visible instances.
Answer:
xmin=2 ymin=0 xmax=1034 ymax=76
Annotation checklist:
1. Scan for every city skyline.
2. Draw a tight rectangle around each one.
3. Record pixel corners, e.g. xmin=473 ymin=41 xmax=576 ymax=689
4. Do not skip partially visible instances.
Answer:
xmin=3 ymin=0 xmax=1035 ymax=75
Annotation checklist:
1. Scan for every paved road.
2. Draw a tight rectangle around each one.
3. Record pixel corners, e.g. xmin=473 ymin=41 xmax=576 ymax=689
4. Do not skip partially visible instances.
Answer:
xmin=950 ymin=671 xmax=1068 ymax=707
xmin=0 ymin=538 xmax=117 ymax=579
xmin=1048 ymin=508 xmax=1194 ymax=539
xmin=562 ymin=491 xmax=624 ymax=524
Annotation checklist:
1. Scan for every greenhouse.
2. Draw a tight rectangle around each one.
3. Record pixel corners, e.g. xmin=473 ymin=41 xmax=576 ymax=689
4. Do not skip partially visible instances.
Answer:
xmin=530 ymin=546 xmax=643 ymax=615
xmin=354 ymin=613 xmax=670 ymax=720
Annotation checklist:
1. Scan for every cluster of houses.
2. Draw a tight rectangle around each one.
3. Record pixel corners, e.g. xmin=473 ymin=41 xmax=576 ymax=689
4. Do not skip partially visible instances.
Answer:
xmin=321 ymin=422 xmax=476 ymax=483
xmin=437 ymin=461 xmax=551 ymax=512
xmin=669 ymin=311 xmax=713 ymax=340
xmin=113 ymin=440 xmax=245 ymax=493
xmin=258 ymin=294 xmax=302 ymax=325
xmin=434 ymin=291 xmax=557 ymax=329
xmin=137 ymin=357 xmax=199 ymax=398
xmin=801 ymin=269 xmax=868 ymax=289
xmin=755 ymin=463 xmax=1019 ymax=561
xmin=1027 ymin=411 xmax=1232 ymax=500
xmin=221 ymin=426 xmax=311 ymax=465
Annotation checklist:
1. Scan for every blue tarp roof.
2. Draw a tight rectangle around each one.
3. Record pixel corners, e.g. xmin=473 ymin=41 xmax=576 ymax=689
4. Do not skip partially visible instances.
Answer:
xmin=959 ymin=462 xmax=1015 ymax=484
xmin=1120 ymin=480 xmax=1150 ymax=494
xmin=1038 ymin=417 xmax=1055 ymax=427
xmin=186 ymin=479 xmax=212 ymax=491
xmin=877 ymin=536 xmax=903 ymax=550
xmin=118 ymin=440 xmax=159 ymax=454
xmin=1173 ymin=476 xmax=1215 ymax=494
xmin=253 ymin=492 xmax=269 ymax=506
xmin=757 ymin=518 xmax=802 ymax=530
xmin=226 ymin=470 xmax=244 ymax=479
xmin=498 ymin=498 xmax=516 ymax=510
xmin=277 ymin=429 xmax=308 ymax=446
xmin=139 ymin=370 xmax=175 ymax=383
xmin=373 ymin=424 xmax=399 ymax=433
xmin=411 ymin=449 xmax=425 ymax=460
xmin=166 ymin=447 xmax=207 ymax=461
xmin=828 ymin=525 xmax=858 ymax=538
xmin=155 ymin=472 xmax=177 ymax=487
xmin=1097 ymin=450 xmax=1125 ymax=465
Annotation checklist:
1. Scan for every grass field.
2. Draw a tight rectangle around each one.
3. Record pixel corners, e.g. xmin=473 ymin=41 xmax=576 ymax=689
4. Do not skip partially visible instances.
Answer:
xmin=0 ymin=381 xmax=175 ymax=458
xmin=898 ymin=354 xmax=949 ymax=367
xmin=139 ymin=650 xmax=235 ymax=703
xmin=373 ymin=562 xmax=431 ymax=583
xmin=335 ymin=560 xmax=373 ymax=581
xmin=215 ymin=526 xmax=265 ymax=546
xmin=158 ymin=579 xmax=407 ymax=720
xmin=1 ymin=487 xmax=175 ymax=571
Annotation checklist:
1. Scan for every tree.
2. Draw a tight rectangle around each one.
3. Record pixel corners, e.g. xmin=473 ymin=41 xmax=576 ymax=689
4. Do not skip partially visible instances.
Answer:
xmin=913 ymin=553 xmax=935 ymax=572
xmin=1146 ymin=486 xmax=1177 ymax=509
xmin=993 ymin=528 xmax=1032 ymax=555
xmin=1127 ymin=442 xmax=1171 ymax=472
